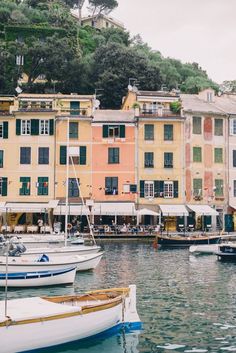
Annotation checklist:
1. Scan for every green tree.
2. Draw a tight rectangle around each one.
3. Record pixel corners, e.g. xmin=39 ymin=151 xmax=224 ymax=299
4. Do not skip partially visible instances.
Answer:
xmin=88 ymin=0 xmax=118 ymax=16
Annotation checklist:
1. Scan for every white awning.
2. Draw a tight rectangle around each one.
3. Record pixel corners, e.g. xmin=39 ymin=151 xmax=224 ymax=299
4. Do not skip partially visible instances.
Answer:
xmin=159 ymin=205 xmax=189 ymax=216
xmin=1 ymin=202 xmax=58 ymax=213
xmin=187 ymin=204 xmax=219 ymax=216
xmin=53 ymin=205 xmax=89 ymax=216
xmin=48 ymin=200 xmax=59 ymax=209
xmin=93 ymin=203 xmax=136 ymax=216
xmin=137 ymin=208 xmax=159 ymax=216
xmin=53 ymin=202 xmax=136 ymax=216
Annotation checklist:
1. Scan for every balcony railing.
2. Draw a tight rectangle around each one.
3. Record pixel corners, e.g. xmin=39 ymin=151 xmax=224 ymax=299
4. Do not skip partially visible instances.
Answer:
xmin=140 ymin=108 xmax=179 ymax=117
xmin=18 ymin=102 xmax=53 ymax=111
xmin=0 ymin=110 xmax=12 ymax=116
xmin=59 ymin=108 xmax=88 ymax=116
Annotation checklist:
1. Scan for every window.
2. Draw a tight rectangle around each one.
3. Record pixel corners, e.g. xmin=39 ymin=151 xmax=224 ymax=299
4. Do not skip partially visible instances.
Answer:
xmin=0 ymin=122 xmax=3 ymax=138
xmin=230 ymin=119 xmax=236 ymax=135
xmin=144 ymin=124 xmax=154 ymax=140
xmin=108 ymin=148 xmax=119 ymax=164
xmin=0 ymin=177 xmax=7 ymax=196
xmin=164 ymin=124 xmax=173 ymax=141
xmin=68 ymin=178 xmax=79 ymax=197
xmin=69 ymin=122 xmax=78 ymax=139
xmin=37 ymin=177 xmax=48 ymax=196
xmin=21 ymin=120 xmax=31 ymax=135
xmin=234 ymin=180 xmax=236 ymax=197
xmin=103 ymin=125 xmax=125 ymax=138
xmin=60 ymin=146 xmax=86 ymax=165
xmin=20 ymin=147 xmax=31 ymax=164
xmin=144 ymin=181 xmax=154 ymax=198
xmin=164 ymin=152 xmax=173 ymax=168
xmin=16 ymin=55 xmax=24 ymax=66
xmin=0 ymin=150 xmax=3 ymax=168
xmin=233 ymin=150 xmax=236 ymax=167
xmin=144 ymin=152 xmax=154 ymax=168
xmin=40 ymin=120 xmax=49 ymax=135
xmin=193 ymin=178 xmax=202 ymax=197
xmin=38 ymin=147 xmax=49 ymax=165
xmin=215 ymin=179 xmax=223 ymax=197
xmin=192 ymin=117 xmax=202 ymax=134
xmin=214 ymin=148 xmax=223 ymax=163
xmin=193 ymin=147 xmax=202 ymax=162
xmin=19 ymin=177 xmax=30 ymax=196
xmin=105 ymin=177 xmax=118 ymax=195
xmin=215 ymin=119 xmax=223 ymax=136
xmin=164 ymin=181 xmax=174 ymax=198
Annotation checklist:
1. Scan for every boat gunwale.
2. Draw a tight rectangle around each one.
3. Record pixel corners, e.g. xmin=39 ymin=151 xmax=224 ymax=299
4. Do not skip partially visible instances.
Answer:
xmin=0 ymin=295 xmax=123 ymax=327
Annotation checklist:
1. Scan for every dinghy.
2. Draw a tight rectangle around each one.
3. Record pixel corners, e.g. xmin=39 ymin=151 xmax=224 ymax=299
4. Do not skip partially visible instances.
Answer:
xmin=0 ymin=266 xmax=76 ymax=287
xmin=0 ymin=285 xmax=141 ymax=353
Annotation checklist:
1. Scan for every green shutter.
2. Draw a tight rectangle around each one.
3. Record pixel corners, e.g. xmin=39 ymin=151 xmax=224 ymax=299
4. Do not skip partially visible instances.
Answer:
xmin=103 ymin=125 xmax=109 ymax=138
xmin=3 ymin=122 xmax=8 ymax=139
xmin=60 ymin=146 xmax=67 ymax=165
xmin=2 ymin=177 xmax=7 ymax=196
xmin=140 ymin=180 xmax=145 ymax=198
xmin=120 ymin=125 xmax=125 ymax=138
xmin=174 ymin=181 xmax=179 ymax=198
xmin=16 ymin=119 xmax=21 ymax=135
xmin=80 ymin=146 xmax=87 ymax=165
xmin=0 ymin=150 xmax=3 ymax=168
xmin=31 ymin=119 xmax=39 ymax=136
xmin=49 ymin=119 xmax=54 ymax=135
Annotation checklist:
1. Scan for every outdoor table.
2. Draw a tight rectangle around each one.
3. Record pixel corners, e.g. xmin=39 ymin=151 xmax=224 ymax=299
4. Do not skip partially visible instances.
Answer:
xmin=27 ymin=225 xmax=39 ymax=233
xmin=14 ymin=225 xmax=25 ymax=233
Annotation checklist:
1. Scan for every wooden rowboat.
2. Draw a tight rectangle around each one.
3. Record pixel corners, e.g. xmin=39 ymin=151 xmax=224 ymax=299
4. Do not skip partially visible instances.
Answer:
xmin=157 ymin=234 xmax=221 ymax=247
xmin=0 ymin=285 xmax=141 ymax=353
xmin=0 ymin=266 xmax=76 ymax=287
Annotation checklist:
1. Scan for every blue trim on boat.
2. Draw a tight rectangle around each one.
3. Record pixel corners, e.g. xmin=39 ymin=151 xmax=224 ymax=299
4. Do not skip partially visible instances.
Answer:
xmin=0 ymin=267 xmax=76 ymax=280
xmin=22 ymin=321 xmax=143 ymax=353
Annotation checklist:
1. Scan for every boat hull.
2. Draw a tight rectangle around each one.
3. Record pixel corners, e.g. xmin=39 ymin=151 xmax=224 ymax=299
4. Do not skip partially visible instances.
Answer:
xmin=0 ymin=285 xmax=141 ymax=353
xmin=0 ymin=252 xmax=103 ymax=272
xmin=0 ymin=267 xmax=76 ymax=287
xmin=189 ymin=244 xmax=218 ymax=255
xmin=22 ymin=245 xmax=101 ymax=256
xmin=157 ymin=235 xmax=221 ymax=247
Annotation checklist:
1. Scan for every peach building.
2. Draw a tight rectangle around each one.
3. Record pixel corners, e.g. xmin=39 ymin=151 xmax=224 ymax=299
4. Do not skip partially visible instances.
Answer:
xmin=91 ymin=110 xmax=136 ymax=222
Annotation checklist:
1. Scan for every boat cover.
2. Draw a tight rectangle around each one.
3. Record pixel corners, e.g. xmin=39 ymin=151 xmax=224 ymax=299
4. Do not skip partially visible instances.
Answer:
xmin=0 ymin=297 xmax=81 ymax=323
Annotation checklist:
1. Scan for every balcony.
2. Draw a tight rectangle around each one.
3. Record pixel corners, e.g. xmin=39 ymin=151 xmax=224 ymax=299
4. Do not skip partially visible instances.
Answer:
xmin=140 ymin=108 xmax=180 ymax=118
xmin=18 ymin=101 xmax=53 ymax=112
xmin=59 ymin=108 xmax=88 ymax=117
xmin=0 ymin=110 xmax=12 ymax=116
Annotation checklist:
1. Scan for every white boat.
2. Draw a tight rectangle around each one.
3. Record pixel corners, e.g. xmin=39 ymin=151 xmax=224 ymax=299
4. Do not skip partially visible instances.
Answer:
xmin=0 ymin=252 xmax=103 ymax=272
xmin=0 ymin=266 xmax=76 ymax=287
xmin=189 ymin=235 xmax=236 ymax=255
xmin=0 ymin=285 xmax=141 ymax=353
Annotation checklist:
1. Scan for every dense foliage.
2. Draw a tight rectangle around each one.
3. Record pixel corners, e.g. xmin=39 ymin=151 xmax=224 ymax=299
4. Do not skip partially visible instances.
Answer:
xmin=0 ymin=0 xmax=218 ymax=108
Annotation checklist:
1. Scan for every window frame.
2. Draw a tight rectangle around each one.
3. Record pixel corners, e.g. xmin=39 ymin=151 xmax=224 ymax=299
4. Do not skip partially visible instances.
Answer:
xmin=215 ymin=179 xmax=224 ymax=197
xmin=69 ymin=121 xmax=79 ymax=139
xmin=144 ymin=181 xmax=154 ymax=199
xmin=193 ymin=178 xmax=202 ymax=197
xmin=192 ymin=116 xmax=202 ymax=135
xmin=144 ymin=124 xmax=154 ymax=141
xmin=21 ymin=120 xmax=31 ymax=135
xmin=0 ymin=150 xmax=3 ymax=168
xmin=214 ymin=119 xmax=223 ymax=136
xmin=68 ymin=178 xmax=80 ymax=197
xmin=40 ymin=119 xmax=49 ymax=135
xmin=164 ymin=124 xmax=173 ymax=141
xmin=105 ymin=177 xmax=118 ymax=195
xmin=20 ymin=147 xmax=31 ymax=165
xmin=108 ymin=126 xmax=120 ymax=138
xmin=163 ymin=181 xmax=174 ymax=198
xmin=144 ymin=152 xmax=154 ymax=168
xmin=164 ymin=152 xmax=173 ymax=168
xmin=38 ymin=147 xmax=49 ymax=165
xmin=193 ymin=147 xmax=202 ymax=163
xmin=214 ymin=147 xmax=223 ymax=163
xmin=19 ymin=177 xmax=30 ymax=196
xmin=108 ymin=147 xmax=120 ymax=164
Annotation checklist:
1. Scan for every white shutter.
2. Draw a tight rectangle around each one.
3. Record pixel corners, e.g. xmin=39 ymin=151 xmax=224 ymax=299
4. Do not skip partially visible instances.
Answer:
xmin=230 ymin=119 xmax=234 ymax=135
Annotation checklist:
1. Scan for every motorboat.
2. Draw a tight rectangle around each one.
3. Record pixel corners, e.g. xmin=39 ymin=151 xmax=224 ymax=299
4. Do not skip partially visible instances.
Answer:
xmin=216 ymin=243 xmax=236 ymax=262
xmin=0 ymin=285 xmax=141 ymax=353
xmin=156 ymin=233 xmax=221 ymax=247
xmin=0 ymin=252 xmax=103 ymax=272
xmin=189 ymin=235 xmax=236 ymax=255
xmin=0 ymin=266 xmax=76 ymax=287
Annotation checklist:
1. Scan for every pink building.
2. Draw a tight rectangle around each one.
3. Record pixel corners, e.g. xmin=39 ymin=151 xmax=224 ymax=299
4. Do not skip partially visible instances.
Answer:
xmin=91 ymin=110 xmax=136 ymax=222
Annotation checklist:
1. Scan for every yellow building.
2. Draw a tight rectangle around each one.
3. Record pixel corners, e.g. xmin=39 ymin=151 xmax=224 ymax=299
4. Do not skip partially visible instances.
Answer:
xmin=0 ymin=93 xmax=94 ymax=229
xmin=123 ymin=89 xmax=186 ymax=230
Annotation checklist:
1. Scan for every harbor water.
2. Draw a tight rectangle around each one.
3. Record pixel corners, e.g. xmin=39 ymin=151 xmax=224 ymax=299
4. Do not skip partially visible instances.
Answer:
xmin=1 ymin=240 xmax=236 ymax=353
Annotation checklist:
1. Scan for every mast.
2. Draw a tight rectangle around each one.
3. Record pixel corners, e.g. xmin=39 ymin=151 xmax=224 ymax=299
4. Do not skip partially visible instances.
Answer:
xmin=65 ymin=117 xmax=70 ymax=246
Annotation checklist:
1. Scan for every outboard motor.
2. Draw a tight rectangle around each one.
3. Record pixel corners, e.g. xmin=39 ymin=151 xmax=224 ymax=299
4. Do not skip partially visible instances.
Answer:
xmin=8 ymin=242 xmax=27 ymax=257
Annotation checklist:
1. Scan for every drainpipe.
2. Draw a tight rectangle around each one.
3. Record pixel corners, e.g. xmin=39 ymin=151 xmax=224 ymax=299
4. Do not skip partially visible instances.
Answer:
xmin=135 ymin=116 xmax=139 ymax=224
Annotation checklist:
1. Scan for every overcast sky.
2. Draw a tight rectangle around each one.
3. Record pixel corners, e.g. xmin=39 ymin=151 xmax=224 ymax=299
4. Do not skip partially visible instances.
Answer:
xmin=84 ymin=0 xmax=236 ymax=83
